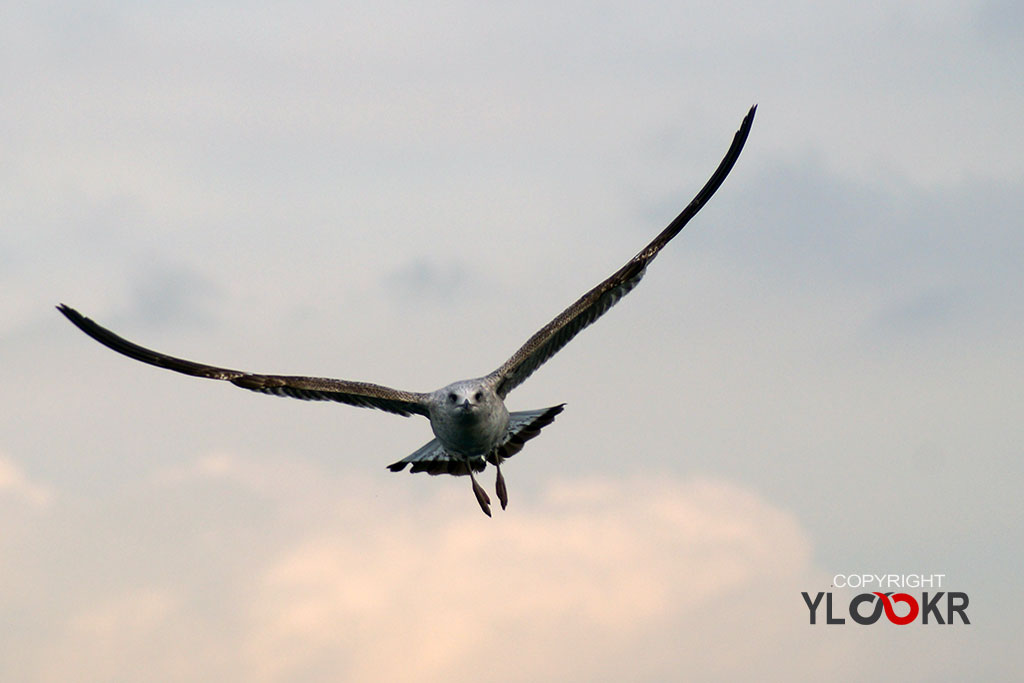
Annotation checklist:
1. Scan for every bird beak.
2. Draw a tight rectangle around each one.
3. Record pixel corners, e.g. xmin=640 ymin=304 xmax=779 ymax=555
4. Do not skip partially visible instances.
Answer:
xmin=460 ymin=399 xmax=472 ymax=410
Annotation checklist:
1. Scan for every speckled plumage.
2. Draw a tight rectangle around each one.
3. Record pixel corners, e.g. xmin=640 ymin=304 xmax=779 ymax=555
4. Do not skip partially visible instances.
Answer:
xmin=58 ymin=106 xmax=755 ymax=516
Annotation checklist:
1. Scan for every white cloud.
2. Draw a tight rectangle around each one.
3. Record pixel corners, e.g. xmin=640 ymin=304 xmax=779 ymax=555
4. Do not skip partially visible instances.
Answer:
xmin=241 ymin=475 xmax=814 ymax=682
xmin=5 ymin=451 xmax=826 ymax=681
xmin=0 ymin=454 xmax=52 ymax=509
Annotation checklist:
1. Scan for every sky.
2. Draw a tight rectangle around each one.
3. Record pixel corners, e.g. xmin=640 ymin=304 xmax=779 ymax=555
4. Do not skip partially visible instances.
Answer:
xmin=2 ymin=0 xmax=1022 ymax=680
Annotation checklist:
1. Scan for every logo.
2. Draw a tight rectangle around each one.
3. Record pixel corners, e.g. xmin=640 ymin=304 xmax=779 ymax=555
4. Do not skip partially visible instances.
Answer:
xmin=802 ymin=574 xmax=970 ymax=625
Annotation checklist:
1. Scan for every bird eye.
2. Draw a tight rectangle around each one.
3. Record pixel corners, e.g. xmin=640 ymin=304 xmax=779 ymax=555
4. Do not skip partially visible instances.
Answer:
xmin=474 ymin=391 xmax=483 ymax=402
xmin=448 ymin=393 xmax=458 ymax=403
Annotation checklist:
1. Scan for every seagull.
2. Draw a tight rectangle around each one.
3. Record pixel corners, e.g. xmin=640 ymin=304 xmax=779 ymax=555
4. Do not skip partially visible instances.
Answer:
xmin=58 ymin=105 xmax=755 ymax=516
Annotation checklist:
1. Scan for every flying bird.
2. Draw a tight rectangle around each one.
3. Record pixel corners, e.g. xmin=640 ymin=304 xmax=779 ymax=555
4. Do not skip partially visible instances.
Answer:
xmin=58 ymin=105 xmax=755 ymax=516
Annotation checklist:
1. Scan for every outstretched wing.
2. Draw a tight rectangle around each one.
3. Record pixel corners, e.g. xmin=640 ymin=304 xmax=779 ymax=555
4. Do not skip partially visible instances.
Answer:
xmin=487 ymin=105 xmax=756 ymax=398
xmin=57 ymin=304 xmax=430 ymax=417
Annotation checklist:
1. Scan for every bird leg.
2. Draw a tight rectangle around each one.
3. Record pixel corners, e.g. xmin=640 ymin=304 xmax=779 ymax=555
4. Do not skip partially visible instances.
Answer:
xmin=495 ymin=459 xmax=508 ymax=510
xmin=468 ymin=463 xmax=491 ymax=517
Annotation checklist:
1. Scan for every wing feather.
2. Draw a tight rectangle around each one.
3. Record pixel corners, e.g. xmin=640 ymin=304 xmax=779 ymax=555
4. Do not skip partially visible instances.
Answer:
xmin=57 ymin=304 xmax=430 ymax=417
xmin=488 ymin=105 xmax=756 ymax=398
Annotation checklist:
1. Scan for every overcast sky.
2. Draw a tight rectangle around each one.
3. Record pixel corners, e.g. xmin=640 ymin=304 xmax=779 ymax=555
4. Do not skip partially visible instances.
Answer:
xmin=2 ymin=1 xmax=1022 ymax=680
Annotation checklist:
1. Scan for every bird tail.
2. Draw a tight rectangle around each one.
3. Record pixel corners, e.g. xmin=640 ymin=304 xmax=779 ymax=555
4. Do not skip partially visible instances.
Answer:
xmin=387 ymin=404 xmax=565 ymax=476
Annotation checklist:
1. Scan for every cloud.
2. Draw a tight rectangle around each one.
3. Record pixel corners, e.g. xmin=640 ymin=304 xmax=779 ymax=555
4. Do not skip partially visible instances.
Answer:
xmin=241 ymin=475 xmax=813 ymax=681
xmin=26 ymin=456 xmax=995 ymax=682
xmin=4 ymin=451 xmax=823 ymax=681
xmin=382 ymin=258 xmax=479 ymax=307
xmin=0 ymin=454 xmax=52 ymax=509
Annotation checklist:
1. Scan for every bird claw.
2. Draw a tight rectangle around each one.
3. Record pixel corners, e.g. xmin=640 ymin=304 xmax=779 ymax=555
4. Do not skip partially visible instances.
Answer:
xmin=495 ymin=468 xmax=508 ymax=510
xmin=471 ymin=476 xmax=492 ymax=517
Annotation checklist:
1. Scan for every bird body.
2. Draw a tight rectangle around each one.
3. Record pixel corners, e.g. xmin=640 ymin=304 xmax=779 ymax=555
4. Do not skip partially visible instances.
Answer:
xmin=58 ymin=106 xmax=756 ymax=516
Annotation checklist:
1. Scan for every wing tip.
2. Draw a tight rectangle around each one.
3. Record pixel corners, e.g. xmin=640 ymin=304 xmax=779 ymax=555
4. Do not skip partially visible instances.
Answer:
xmin=56 ymin=302 xmax=81 ymax=322
xmin=741 ymin=104 xmax=757 ymax=133
xmin=57 ymin=303 xmax=103 ymax=339
xmin=734 ymin=105 xmax=757 ymax=145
